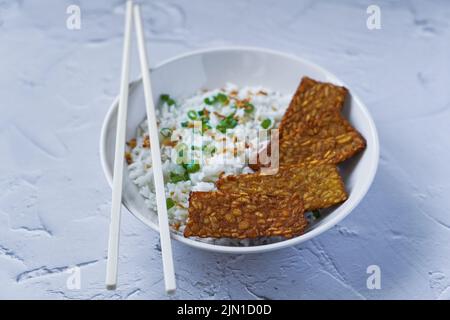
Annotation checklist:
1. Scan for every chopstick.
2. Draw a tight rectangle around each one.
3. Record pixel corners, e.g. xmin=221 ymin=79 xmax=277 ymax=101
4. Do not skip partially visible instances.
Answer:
xmin=105 ymin=0 xmax=133 ymax=290
xmin=133 ymin=4 xmax=176 ymax=294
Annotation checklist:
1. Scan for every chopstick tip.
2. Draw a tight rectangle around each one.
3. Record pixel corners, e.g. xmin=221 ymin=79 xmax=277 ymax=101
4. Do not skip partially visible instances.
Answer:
xmin=166 ymin=287 xmax=176 ymax=295
xmin=106 ymin=284 xmax=117 ymax=291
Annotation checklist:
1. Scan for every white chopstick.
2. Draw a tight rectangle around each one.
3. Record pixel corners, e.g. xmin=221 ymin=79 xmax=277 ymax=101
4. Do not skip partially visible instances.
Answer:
xmin=133 ymin=4 xmax=176 ymax=294
xmin=105 ymin=0 xmax=133 ymax=290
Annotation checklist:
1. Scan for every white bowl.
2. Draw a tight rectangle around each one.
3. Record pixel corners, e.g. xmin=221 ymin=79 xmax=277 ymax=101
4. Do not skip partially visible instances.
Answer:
xmin=100 ymin=47 xmax=379 ymax=254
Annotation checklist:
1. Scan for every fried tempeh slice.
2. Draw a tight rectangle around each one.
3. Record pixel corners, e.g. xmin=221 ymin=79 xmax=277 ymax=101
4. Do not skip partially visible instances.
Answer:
xmin=279 ymin=77 xmax=347 ymax=137
xmin=251 ymin=77 xmax=365 ymax=169
xmin=279 ymin=128 xmax=365 ymax=165
xmin=184 ymin=191 xmax=307 ymax=239
xmin=286 ymin=78 xmax=365 ymax=162
xmin=217 ymin=163 xmax=347 ymax=211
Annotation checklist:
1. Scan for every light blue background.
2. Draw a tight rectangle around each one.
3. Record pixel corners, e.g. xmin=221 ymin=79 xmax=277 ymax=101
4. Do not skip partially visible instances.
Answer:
xmin=1 ymin=0 xmax=449 ymax=299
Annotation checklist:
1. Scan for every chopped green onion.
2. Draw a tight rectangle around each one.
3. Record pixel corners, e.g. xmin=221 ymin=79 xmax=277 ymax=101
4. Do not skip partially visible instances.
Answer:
xmin=216 ymin=93 xmax=229 ymax=105
xmin=199 ymin=111 xmax=210 ymax=130
xmin=175 ymin=143 xmax=189 ymax=165
xmin=244 ymin=102 xmax=255 ymax=114
xmin=312 ymin=210 xmax=321 ymax=219
xmin=201 ymin=122 xmax=211 ymax=134
xmin=160 ymin=128 xmax=172 ymax=138
xmin=169 ymin=171 xmax=189 ymax=183
xmin=203 ymin=93 xmax=229 ymax=106
xmin=160 ymin=94 xmax=176 ymax=106
xmin=228 ymin=116 xmax=238 ymax=126
xmin=203 ymin=144 xmax=216 ymax=156
xmin=183 ymin=163 xmax=200 ymax=174
xmin=216 ymin=115 xmax=238 ymax=133
xmin=204 ymin=97 xmax=214 ymax=105
xmin=187 ymin=110 xmax=198 ymax=120
xmin=261 ymin=118 xmax=272 ymax=129
xmin=216 ymin=125 xmax=227 ymax=134
xmin=166 ymin=198 xmax=175 ymax=210
xmin=181 ymin=121 xmax=189 ymax=128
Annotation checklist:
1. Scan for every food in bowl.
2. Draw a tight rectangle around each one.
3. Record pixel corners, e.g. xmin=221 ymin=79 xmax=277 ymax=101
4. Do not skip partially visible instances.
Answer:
xmin=215 ymin=163 xmax=347 ymax=211
xmin=125 ymin=77 xmax=366 ymax=242
xmin=126 ymin=83 xmax=291 ymax=235
xmin=273 ymin=77 xmax=366 ymax=166
xmin=184 ymin=191 xmax=307 ymax=239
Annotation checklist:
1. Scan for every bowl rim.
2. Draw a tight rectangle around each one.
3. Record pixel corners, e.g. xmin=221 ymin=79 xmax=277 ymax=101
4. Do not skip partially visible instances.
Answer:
xmin=100 ymin=46 xmax=380 ymax=254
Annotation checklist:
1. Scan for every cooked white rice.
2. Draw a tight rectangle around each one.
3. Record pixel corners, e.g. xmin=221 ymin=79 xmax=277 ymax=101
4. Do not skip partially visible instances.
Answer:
xmin=127 ymin=83 xmax=292 ymax=244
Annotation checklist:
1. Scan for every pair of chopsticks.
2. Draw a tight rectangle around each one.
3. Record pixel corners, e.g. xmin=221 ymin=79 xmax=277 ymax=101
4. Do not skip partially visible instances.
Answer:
xmin=105 ymin=0 xmax=176 ymax=294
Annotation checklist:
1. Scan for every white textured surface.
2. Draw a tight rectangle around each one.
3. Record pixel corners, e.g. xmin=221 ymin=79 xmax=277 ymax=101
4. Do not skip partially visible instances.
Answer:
xmin=1 ymin=0 xmax=450 ymax=300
